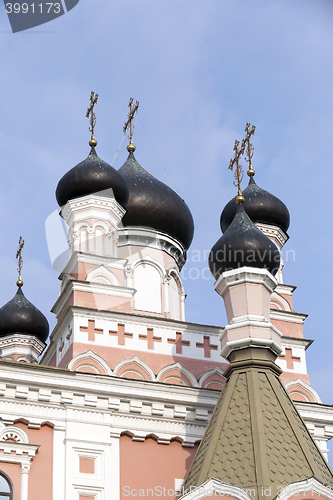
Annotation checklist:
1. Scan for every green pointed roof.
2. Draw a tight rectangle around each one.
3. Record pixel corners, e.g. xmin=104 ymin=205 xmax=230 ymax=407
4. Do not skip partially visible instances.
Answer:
xmin=183 ymin=361 xmax=333 ymax=499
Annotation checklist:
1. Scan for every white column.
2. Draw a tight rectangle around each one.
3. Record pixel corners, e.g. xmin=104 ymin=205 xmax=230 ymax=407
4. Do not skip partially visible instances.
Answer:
xmin=104 ymin=231 xmax=112 ymax=257
xmin=180 ymin=293 xmax=186 ymax=321
xmin=163 ymin=275 xmax=170 ymax=314
xmin=72 ymin=231 xmax=80 ymax=252
xmin=20 ymin=462 xmax=31 ymax=500
xmin=113 ymin=231 xmax=119 ymax=258
xmin=125 ymin=266 xmax=133 ymax=288
xmin=87 ymin=228 xmax=95 ymax=253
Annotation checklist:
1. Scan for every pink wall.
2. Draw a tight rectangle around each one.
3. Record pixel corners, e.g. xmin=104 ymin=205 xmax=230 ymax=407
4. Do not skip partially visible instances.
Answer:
xmin=17 ymin=422 xmax=53 ymax=500
xmin=120 ymin=435 xmax=198 ymax=499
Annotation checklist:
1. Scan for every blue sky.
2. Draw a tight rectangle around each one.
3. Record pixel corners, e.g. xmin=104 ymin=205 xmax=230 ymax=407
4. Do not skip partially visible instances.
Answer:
xmin=0 ymin=0 xmax=333 ymax=404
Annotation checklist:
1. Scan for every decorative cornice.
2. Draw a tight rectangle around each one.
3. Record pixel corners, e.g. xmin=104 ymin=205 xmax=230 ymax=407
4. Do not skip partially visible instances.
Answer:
xmin=255 ymin=222 xmax=289 ymax=248
xmin=51 ymin=279 xmax=136 ymax=317
xmin=61 ymin=193 xmax=126 ymax=227
xmin=270 ymin=309 xmax=308 ymax=324
xmin=275 ymin=283 xmax=297 ymax=296
xmin=118 ymin=227 xmax=186 ymax=270
xmin=59 ymin=251 xmax=128 ymax=279
xmin=215 ymin=267 xmax=278 ymax=297
xmin=0 ymin=334 xmax=46 ymax=361
xmin=281 ymin=336 xmax=314 ymax=350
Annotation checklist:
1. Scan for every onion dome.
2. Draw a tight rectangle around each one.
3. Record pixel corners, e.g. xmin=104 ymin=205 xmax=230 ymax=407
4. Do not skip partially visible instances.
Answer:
xmin=220 ymin=176 xmax=290 ymax=233
xmin=209 ymin=204 xmax=280 ymax=279
xmin=0 ymin=286 xmax=49 ymax=343
xmin=118 ymin=151 xmax=194 ymax=250
xmin=56 ymin=147 xmax=129 ymax=208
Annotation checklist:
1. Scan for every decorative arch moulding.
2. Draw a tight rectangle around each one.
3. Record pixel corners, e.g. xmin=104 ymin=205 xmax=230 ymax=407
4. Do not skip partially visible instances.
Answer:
xmin=67 ymin=352 xmax=226 ymax=390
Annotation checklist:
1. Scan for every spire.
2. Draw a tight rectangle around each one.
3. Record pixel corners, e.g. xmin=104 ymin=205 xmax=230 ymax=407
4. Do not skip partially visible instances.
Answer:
xmin=182 ymin=358 xmax=333 ymax=498
xmin=15 ymin=236 xmax=24 ymax=287
xmin=209 ymin=132 xmax=280 ymax=278
xmin=180 ymin=127 xmax=333 ymax=498
xmin=123 ymin=97 xmax=139 ymax=153
xmin=86 ymin=91 xmax=98 ymax=147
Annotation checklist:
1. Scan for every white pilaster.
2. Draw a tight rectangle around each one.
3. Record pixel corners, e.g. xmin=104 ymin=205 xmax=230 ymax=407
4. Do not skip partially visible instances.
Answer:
xmin=20 ymin=462 xmax=30 ymax=500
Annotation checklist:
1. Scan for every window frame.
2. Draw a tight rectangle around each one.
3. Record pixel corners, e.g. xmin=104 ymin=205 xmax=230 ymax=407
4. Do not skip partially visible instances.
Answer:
xmin=0 ymin=470 xmax=13 ymax=499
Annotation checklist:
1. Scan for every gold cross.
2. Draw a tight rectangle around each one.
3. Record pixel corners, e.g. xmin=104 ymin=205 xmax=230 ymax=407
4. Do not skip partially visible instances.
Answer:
xmin=229 ymin=139 xmax=245 ymax=204
xmin=16 ymin=236 xmax=25 ymax=287
xmin=86 ymin=91 xmax=99 ymax=147
xmin=243 ymin=122 xmax=256 ymax=177
xmin=123 ymin=98 xmax=139 ymax=152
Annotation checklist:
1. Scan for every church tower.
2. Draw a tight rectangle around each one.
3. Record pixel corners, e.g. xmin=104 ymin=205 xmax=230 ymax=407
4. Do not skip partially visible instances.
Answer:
xmin=179 ymin=130 xmax=333 ymax=500
xmin=0 ymin=237 xmax=49 ymax=362
xmin=41 ymin=95 xmax=226 ymax=392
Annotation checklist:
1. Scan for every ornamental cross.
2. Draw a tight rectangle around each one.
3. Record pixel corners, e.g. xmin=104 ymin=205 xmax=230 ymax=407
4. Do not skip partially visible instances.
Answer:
xmin=243 ymin=122 xmax=256 ymax=176
xmin=229 ymin=139 xmax=245 ymax=200
xmin=86 ymin=91 xmax=99 ymax=145
xmin=123 ymin=97 xmax=139 ymax=144
xmin=16 ymin=236 xmax=25 ymax=284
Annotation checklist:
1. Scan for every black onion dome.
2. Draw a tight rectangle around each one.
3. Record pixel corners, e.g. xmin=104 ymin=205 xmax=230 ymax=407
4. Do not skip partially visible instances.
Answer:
xmin=0 ymin=287 xmax=49 ymax=342
xmin=220 ymin=177 xmax=290 ymax=233
xmin=209 ymin=204 xmax=280 ymax=279
xmin=118 ymin=152 xmax=194 ymax=250
xmin=56 ymin=147 xmax=129 ymax=208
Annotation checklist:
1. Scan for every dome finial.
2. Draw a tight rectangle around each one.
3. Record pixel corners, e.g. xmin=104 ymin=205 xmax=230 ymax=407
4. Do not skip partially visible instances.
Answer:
xmin=123 ymin=97 xmax=139 ymax=153
xmin=229 ymin=139 xmax=245 ymax=204
xmin=244 ymin=122 xmax=256 ymax=177
xmin=15 ymin=236 xmax=25 ymax=287
xmin=86 ymin=91 xmax=99 ymax=148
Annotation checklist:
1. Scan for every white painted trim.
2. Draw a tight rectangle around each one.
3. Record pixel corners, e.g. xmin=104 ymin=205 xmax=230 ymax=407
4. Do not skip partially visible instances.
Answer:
xmin=67 ymin=350 xmax=113 ymax=376
xmin=271 ymin=291 xmax=291 ymax=312
xmin=60 ymin=251 xmax=128 ymax=278
xmin=215 ymin=267 xmax=278 ymax=297
xmin=0 ymin=334 xmax=45 ymax=362
xmin=276 ymin=477 xmax=333 ymax=500
xmin=131 ymin=255 xmax=165 ymax=276
xmin=179 ymin=478 xmax=255 ymax=500
xmin=86 ymin=265 xmax=120 ymax=286
xmin=168 ymin=268 xmax=185 ymax=295
xmin=156 ymin=362 xmax=198 ymax=387
xmin=113 ymin=356 xmax=155 ymax=381
xmin=255 ymin=222 xmax=289 ymax=247
xmin=275 ymin=283 xmax=297 ymax=296
xmin=270 ymin=309 xmax=307 ymax=324
xmin=52 ymin=280 xmax=136 ymax=317
xmin=221 ymin=337 xmax=283 ymax=359
xmin=91 ymin=220 xmax=110 ymax=231
xmin=198 ymin=366 xmax=225 ymax=388
xmin=117 ymin=227 xmax=186 ymax=269
xmin=109 ymin=437 xmax=120 ymax=500
xmin=118 ymin=227 xmax=185 ymax=254
xmin=53 ymin=428 xmax=66 ymax=500
xmin=0 ymin=425 xmax=29 ymax=444
xmin=285 ymin=378 xmax=322 ymax=403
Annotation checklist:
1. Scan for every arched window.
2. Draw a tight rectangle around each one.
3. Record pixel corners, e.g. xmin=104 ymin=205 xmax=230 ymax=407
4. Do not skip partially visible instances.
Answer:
xmin=0 ymin=471 xmax=13 ymax=499
xmin=134 ymin=263 xmax=162 ymax=313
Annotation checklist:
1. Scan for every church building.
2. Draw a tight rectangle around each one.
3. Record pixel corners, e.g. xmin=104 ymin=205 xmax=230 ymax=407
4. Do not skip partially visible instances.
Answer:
xmin=0 ymin=97 xmax=331 ymax=500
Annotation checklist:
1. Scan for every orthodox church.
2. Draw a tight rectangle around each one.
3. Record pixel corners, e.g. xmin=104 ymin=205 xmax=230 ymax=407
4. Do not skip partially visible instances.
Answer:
xmin=0 ymin=97 xmax=332 ymax=500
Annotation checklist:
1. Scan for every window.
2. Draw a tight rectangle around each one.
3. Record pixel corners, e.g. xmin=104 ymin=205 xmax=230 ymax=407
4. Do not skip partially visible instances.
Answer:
xmin=0 ymin=472 xmax=13 ymax=499
xmin=134 ymin=264 xmax=162 ymax=313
